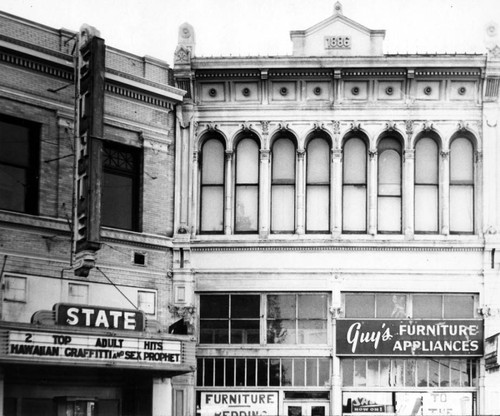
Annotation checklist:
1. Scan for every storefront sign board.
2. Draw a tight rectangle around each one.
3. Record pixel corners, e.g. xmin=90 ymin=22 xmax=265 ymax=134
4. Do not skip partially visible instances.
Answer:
xmin=336 ymin=319 xmax=483 ymax=356
xmin=200 ymin=392 xmax=278 ymax=416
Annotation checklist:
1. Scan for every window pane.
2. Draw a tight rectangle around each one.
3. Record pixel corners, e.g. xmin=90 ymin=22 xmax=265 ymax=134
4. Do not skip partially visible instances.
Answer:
xmin=0 ymin=166 xmax=27 ymax=211
xmin=367 ymin=359 xmax=379 ymax=386
xmin=0 ymin=120 xmax=31 ymax=165
xmin=318 ymin=358 xmax=330 ymax=386
xmin=392 ymin=359 xmax=404 ymax=387
xmin=200 ymin=320 xmax=228 ymax=343
xmin=231 ymin=320 xmax=259 ymax=343
xmin=354 ymin=359 xmax=367 ymax=386
xmin=204 ymin=359 xmax=214 ymax=386
xmin=306 ymin=358 xmax=318 ymax=386
xmin=415 ymin=185 xmax=438 ymax=232
xmin=380 ymin=359 xmax=391 ymax=387
xmin=444 ymin=295 xmax=474 ymax=318
xmin=450 ymin=186 xmax=473 ymax=232
xmin=201 ymin=295 xmax=228 ymax=318
xmin=377 ymin=294 xmax=407 ymax=318
xmin=429 ymin=359 xmax=439 ymax=387
xmin=342 ymin=359 xmax=354 ymax=386
xmin=306 ymin=186 xmax=329 ymax=231
xmin=247 ymin=358 xmax=256 ymax=386
xmin=214 ymin=359 xmax=224 ymax=386
xmin=282 ymin=359 xmax=293 ymax=386
xmin=307 ymin=138 xmax=330 ymax=182
xmin=267 ymin=319 xmax=295 ymax=344
xmin=272 ymin=139 xmax=295 ymax=180
xmin=343 ymin=138 xmax=366 ymax=184
xmin=232 ymin=295 xmax=260 ymax=318
xmin=450 ymin=138 xmax=473 ymax=181
xmin=345 ymin=294 xmax=375 ymax=318
xmin=405 ymin=360 xmax=417 ymax=387
xmin=378 ymin=196 xmax=401 ymax=232
xmin=201 ymin=186 xmax=224 ymax=231
xmin=102 ymin=173 xmax=134 ymax=230
xmin=417 ymin=360 xmax=428 ymax=387
xmin=298 ymin=320 xmax=327 ymax=344
xmin=226 ymin=358 xmax=235 ymax=386
xmin=235 ymin=186 xmax=258 ymax=232
xmin=268 ymin=295 xmax=295 ymax=318
xmin=197 ymin=359 xmax=204 ymax=386
xmin=440 ymin=359 xmax=450 ymax=387
xmin=202 ymin=140 xmax=224 ymax=184
xmin=294 ymin=358 xmax=305 ymax=386
xmin=269 ymin=359 xmax=280 ymax=386
xmin=343 ymin=185 xmax=366 ymax=232
xmin=258 ymin=359 xmax=268 ymax=386
xmin=272 ymin=185 xmax=295 ymax=232
xmin=236 ymin=139 xmax=259 ymax=183
xmin=379 ymin=149 xmax=401 ymax=195
xmin=415 ymin=138 xmax=438 ymax=183
xmin=236 ymin=359 xmax=245 ymax=386
xmin=298 ymin=294 xmax=328 ymax=319
xmin=413 ymin=295 xmax=442 ymax=318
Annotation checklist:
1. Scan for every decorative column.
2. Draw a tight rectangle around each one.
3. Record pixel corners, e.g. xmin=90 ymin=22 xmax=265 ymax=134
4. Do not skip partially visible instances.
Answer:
xmin=331 ymin=148 xmax=342 ymax=236
xmin=368 ymin=150 xmax=378 ymax=235
xmin=475 ymin=150 xmax=483 ymax=235
xmin=403 ymin=149 xmax=415 ymax=237
xmin=259 ymin=149 xmax=271 ymax=238
xmin=440 ymin=150 xmax=450 ymax=235
xmin=296 ymin=150 xmax=306 ymax=234
xmin=152 ymin=377 xmax=172 ymax=416
xmin=190 ymin=150 xmax=199 ymax=237
xmin=224 ymin=150 xmax=233 ymax=235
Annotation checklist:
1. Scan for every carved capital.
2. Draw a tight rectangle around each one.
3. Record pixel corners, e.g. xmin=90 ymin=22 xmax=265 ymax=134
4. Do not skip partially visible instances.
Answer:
xmin=260 ymin=149 xmax=271 ymax=160
xmin=405 ymin=120 xmax=414 ymax=136
xmin=350 ymin=121 xmax=361 ymax=131
xmin=193 ymin=150 xmax=199 ymax=163
xmin=478 ymin=305 xmax=500 ymax=318
xmin=297 ymin=149 xmax=306 ymax=159
xmin=422 ymin=121 xmax=434 ymax=132
xmin=440 ymin=150 xmax=450 ymax=160
xmin=386 ymin=121 xmax=397 ymax=132
xmin=225 ymin=150 xmax=233 ymax=161
xmin=332 ymin=148 xmax=343 ymax=160
xmin=369 ymin=150 xmax=378 ymax=159
xmin=313 ymin=122 xmax=325 ymax=131
xmin=475 ymin=150 xmax=483 ymax=163
xmin=241 ymin=122 xmax=254 ymax=132
xmin=260 ymin=121 xmax=270 ymax=135
xmin=403 ymin=149 xmax=415 ymax=161
xmin=458 ymin=120 xmax=470 ymax=132
xmin=330 ymin=306 xmax=344 ymax=319
xmin=332 ymin=120 xmax=341 ymax=135
xmin=278 ymin=122 xmax=290 ymax=131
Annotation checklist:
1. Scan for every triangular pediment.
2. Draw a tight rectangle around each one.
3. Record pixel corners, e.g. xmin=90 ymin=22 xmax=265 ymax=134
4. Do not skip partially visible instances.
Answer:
xmin=290 ymin=2 xmax=385 ymax=57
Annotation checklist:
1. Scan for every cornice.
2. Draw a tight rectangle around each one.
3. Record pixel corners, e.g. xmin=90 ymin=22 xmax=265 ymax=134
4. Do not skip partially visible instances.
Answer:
xmin=105 ymin=81 xmax=175 ymax=110
xmin=190 ymin=244 xmax=483 ymax=253
xmin=101 ymin=228 xmax=173 ymax=251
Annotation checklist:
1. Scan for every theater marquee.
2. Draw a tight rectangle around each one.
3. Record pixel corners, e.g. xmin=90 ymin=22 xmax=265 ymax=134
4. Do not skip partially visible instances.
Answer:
xmin=336 ymin=319 xmax=483 ymax=356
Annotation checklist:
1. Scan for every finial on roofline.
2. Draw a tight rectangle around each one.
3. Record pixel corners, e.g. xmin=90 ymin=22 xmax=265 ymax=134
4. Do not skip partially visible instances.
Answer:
xmin=334 ymin=1 xmax=343 ymax=15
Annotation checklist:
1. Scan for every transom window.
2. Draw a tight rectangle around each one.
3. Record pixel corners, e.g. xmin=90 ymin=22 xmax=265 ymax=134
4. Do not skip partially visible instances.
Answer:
xmin=199 ymin=293 xmax=329 ymax=345
xmin=102 ymin=142 xmax=141 ymax=231
xmin=342 ymin=358 xmax=477 ymax=388
xmin=0 ymin=115 xmax=39 ymax=214
xmin=197 ymin=357 xmax=330 ymax=387
xmin=344 ymin=293 xmax=477 ymax=319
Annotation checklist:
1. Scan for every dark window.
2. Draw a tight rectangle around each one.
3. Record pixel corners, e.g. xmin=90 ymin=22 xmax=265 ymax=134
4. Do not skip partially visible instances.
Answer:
xmin=101 ymin=142 xmax=141 ymax=231
xmin=199 ymin=294 xmax=260 ymax=344
xmin=0 ymin=115 xmax=39 ymax=214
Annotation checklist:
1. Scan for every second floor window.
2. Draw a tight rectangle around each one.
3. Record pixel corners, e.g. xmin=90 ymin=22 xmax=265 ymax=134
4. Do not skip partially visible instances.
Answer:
xmin=102 ymin=142 xmax=141 ymax=231
xmin=235 ymin=138 xmax=259 ymax=233
xmin=0 ymin=115 xmax=39 ymax=214
xmin=343 ymin=137 xmax=367 ymax=232
xmin=378 ymin=138 xmax=402 ymax=233
xmin=271 ymin=138 xmax=296 ymax=233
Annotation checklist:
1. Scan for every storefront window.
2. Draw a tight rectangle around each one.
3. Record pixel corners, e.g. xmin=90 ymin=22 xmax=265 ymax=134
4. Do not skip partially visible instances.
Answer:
xmin=344 ymin=293 xmax=407 ymax=318
xmin=197 ymin=357 xmax=330 ymax=387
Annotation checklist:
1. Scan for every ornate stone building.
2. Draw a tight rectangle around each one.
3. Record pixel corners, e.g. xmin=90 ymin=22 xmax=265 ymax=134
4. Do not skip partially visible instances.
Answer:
xmin=172 ymin=2 xmax=500 ymax=415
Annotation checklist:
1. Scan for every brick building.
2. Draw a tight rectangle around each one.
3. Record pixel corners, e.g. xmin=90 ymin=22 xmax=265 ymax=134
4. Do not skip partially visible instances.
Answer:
xmin=0 ymin=11 xmax=194 ymax=416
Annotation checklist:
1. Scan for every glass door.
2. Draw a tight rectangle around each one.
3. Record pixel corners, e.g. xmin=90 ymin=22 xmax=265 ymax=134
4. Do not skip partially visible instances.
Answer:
xmin=284 ymin=402 xmax=329 ymax=416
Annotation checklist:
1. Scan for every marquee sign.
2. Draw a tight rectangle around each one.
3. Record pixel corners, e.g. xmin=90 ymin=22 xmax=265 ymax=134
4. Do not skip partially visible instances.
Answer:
xmin=336 ymin=319 xmax=483 ymax=356
xmin=54 ymin=303 xmax=145 ymax=331
xmin=5 ymin=329 xmax=182 ymax=367
xmin=200 ymin=392 xmax=278 ymax=416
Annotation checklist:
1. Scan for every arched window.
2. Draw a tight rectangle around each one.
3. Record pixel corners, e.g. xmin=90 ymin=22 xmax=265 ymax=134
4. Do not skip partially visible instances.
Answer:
xmin=235 ymin=138 xmax=259 ymax=233
xmin=343 ymin=138 xmax=367 ymax=232
xmin=415 ymin=138 xmax=439 ymax=233
xmin=200 ymin=138 xmax=225 ymax=233
xmin=306 ymin=138 xmax=330 ymax=233
xmin=450 ymin=138 xmax=474 ymax=233
xmin=271 ymin=138 xmax=295 ymax=233
xmin=378 ymin=138 xmax=402 ymax=233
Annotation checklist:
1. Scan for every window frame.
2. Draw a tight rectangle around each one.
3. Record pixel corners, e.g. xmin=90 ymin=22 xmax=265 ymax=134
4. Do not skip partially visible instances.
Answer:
xmin=377 ymin=137 xmax=403 ymax=234
xmin=0 ymin=114 xmax=40 ymax=215
xmin=305 ymin=136 xmax=331 ymax=234
xmin=271 ymin=136 xmax=297 ymax=234
xmin=199 ymin=137 xmax=226 ymax=234
xmin=414 ymin=136 xmax=440 ymax=234
xmin=234 ymin=136 xmax=260 ymax=234
xmin=101 ymin=141 xmax=142 ymax=232
xmin=342 ymin=136 xmax=368 ymax=234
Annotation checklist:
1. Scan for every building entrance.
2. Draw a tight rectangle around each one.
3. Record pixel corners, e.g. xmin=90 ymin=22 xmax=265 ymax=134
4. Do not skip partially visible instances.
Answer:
xmin=284 ymin=401 xmax=329 ymax=416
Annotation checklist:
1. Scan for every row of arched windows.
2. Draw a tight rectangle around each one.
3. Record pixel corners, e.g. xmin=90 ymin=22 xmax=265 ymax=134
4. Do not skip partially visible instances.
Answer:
xmin=198 ymin=130 xmax=476 ymax=235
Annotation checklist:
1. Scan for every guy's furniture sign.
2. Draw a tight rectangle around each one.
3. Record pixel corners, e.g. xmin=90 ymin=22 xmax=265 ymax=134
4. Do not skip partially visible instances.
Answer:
xmin=200 ymin=392 xmax=278 ymax=416
xmin=336 ymin=319 xmax=483 ymax=356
